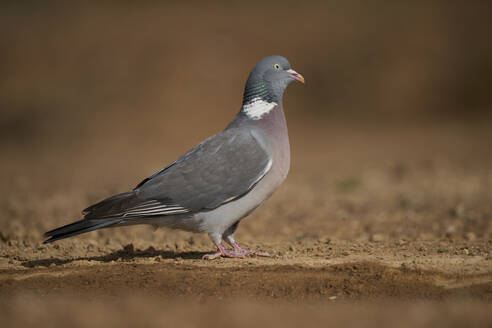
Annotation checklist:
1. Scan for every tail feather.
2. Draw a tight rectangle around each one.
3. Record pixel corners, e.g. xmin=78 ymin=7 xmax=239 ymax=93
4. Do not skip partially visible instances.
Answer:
xmin=43 ymin=219 xmax=122 ymax=244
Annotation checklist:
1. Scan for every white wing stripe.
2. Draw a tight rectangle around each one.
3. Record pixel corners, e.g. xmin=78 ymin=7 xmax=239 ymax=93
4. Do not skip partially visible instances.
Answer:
xmin=126 ymin=204 xmax=170 ymax=212
xmin=126 ymin=207 xmax=187 ymax=215
xmin=249 ymin=158 xmax=272 ymax=189
xmin=123 ymin=205 xmax=190 ymax=217
xmin=129 ymin=201 xmax=160 ymax=209
xmin=124 ymin=210 xmax=189 ymax=217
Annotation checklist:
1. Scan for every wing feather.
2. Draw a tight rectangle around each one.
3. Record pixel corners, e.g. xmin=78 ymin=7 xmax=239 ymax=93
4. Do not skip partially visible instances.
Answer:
xmin=82 ymin=127 xmax=271 ymax=220
xmin=136 ymin=127 xmax=272 ymax=212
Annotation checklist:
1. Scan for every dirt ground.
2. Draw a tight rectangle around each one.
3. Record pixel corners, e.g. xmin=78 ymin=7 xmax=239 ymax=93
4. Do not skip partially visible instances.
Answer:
xmin=1 ymin=2 xmax=491 ymax=327
xmin=1 ymin=121 xmax=491 ymax=327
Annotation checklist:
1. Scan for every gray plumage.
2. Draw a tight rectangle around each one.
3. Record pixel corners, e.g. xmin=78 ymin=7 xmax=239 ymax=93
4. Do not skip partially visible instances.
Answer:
xmin=44 ymin=55 xmax=304 ymax=258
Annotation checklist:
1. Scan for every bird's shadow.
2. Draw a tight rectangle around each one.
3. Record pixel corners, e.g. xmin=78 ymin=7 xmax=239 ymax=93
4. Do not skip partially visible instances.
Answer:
xmin=22 ymin=244 xmax=208 ymax=268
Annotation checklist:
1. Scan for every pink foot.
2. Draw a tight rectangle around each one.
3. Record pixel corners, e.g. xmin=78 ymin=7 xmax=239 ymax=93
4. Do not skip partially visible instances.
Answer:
xmin=228 ymin=240 xmax=271 ymax=257
xmin=202 ymin=242 xmax=247 ymax=260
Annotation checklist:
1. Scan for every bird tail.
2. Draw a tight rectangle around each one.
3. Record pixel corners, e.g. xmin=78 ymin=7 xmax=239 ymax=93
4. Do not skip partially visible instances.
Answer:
xmin=43 ymin=218 xmax=122 ymax=244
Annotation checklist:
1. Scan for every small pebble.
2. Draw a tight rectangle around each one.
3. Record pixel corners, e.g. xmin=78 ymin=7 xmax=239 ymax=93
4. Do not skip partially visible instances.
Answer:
xmin=465 ymin=232 xmax=476 ymax=241
xmin=371 ymin=234 xmax=387 ymax=242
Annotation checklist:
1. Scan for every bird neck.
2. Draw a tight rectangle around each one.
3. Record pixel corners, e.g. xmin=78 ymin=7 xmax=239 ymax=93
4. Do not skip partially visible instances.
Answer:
xmin=228 ymin=102 xmax=286 ymax=131
xmin=241 ymin=80 xmax=282 ymax=120
xmin=242 ymin=80 xmax=276 ymax=104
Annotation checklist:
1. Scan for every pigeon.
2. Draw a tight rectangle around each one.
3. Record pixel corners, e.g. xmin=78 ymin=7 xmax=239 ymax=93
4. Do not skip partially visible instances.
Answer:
xmin=44 ymin=55 xmax=304 ymax=259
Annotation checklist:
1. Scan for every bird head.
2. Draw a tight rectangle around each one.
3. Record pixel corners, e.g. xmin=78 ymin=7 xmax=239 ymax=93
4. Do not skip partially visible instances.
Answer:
xmin=243 ymin=56 xmax=304 ymax=106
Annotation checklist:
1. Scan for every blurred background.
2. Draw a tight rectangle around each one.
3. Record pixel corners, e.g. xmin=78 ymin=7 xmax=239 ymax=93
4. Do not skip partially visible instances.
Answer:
xmin=1 ymin=2 xmax=492 ymax=326
xmin=0 ymin=0 xmax=491 ymax=246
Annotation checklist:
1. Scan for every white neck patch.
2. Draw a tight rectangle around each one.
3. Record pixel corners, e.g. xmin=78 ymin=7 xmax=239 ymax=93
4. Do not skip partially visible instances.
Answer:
xmin=242 ymin=97 xmax=277 ymax=120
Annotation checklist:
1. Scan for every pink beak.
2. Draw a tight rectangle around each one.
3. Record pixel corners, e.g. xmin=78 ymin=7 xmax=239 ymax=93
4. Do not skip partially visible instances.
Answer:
xmin=286 ymin=69 xmax=305 ymax=83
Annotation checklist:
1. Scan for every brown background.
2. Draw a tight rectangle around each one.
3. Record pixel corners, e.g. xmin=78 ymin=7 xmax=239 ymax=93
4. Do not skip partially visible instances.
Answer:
xmin=0 ymin=2 xmax=491 ymax=327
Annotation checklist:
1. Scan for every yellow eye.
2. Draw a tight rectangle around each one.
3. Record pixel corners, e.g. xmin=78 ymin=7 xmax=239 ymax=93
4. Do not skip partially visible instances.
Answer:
xmin=273 ymin=63 xmax=281 ymax=70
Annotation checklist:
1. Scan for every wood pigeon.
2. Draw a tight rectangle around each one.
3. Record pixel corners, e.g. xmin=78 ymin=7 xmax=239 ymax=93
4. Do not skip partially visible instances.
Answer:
xmin=44 ymin=55 xmax=304 ymax=259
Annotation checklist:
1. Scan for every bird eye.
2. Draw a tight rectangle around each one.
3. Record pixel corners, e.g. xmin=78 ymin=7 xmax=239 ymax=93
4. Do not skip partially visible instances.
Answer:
xmin=273 ymin=63 xmax=281 ymax=70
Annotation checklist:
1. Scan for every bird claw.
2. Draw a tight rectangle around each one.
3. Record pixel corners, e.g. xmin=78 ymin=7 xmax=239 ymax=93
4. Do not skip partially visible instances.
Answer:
xmin=202 ymin=252 xmax=223 ymax=260
xmin=202 ymin=249 xmax=247 ymax=260
xmin=250 ymin=250 xmax=271 ymax=257
xmin=230 ymin=241 xmax=271 ymax=257
xmin=234 ymin=248 xmax=271 ymax=257
xmin=202 ymin=242 xmax=248 ymax=260
xmin=202 ymin=241 xmax=271 ymax=260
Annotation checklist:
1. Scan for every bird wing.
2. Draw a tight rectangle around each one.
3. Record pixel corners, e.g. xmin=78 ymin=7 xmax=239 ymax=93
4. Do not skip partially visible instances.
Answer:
xmin=82 ymin=127 xmax=272 ymax=220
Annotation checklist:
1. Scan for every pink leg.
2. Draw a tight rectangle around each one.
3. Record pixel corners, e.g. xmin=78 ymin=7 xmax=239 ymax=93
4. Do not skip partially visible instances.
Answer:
xmin=202 ymin=242 xmax=248 ymax=260
xmin=224 ymin=236 xmax=271 ymax=257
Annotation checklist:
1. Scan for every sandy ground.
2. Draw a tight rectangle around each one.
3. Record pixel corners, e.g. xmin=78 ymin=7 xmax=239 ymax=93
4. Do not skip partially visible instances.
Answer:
xmin=1 ymin=121 xmax=491 ymax=327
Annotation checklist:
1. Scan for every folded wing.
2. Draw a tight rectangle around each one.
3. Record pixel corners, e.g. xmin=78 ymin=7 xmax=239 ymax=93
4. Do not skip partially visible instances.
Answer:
xmin=82 ymin=127 xmax=272 ymax=220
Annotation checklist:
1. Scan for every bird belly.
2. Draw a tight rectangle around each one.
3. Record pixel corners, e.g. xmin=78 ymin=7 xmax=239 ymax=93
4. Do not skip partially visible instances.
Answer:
xmin=193 ymin=156 xmax=288 ymax=236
